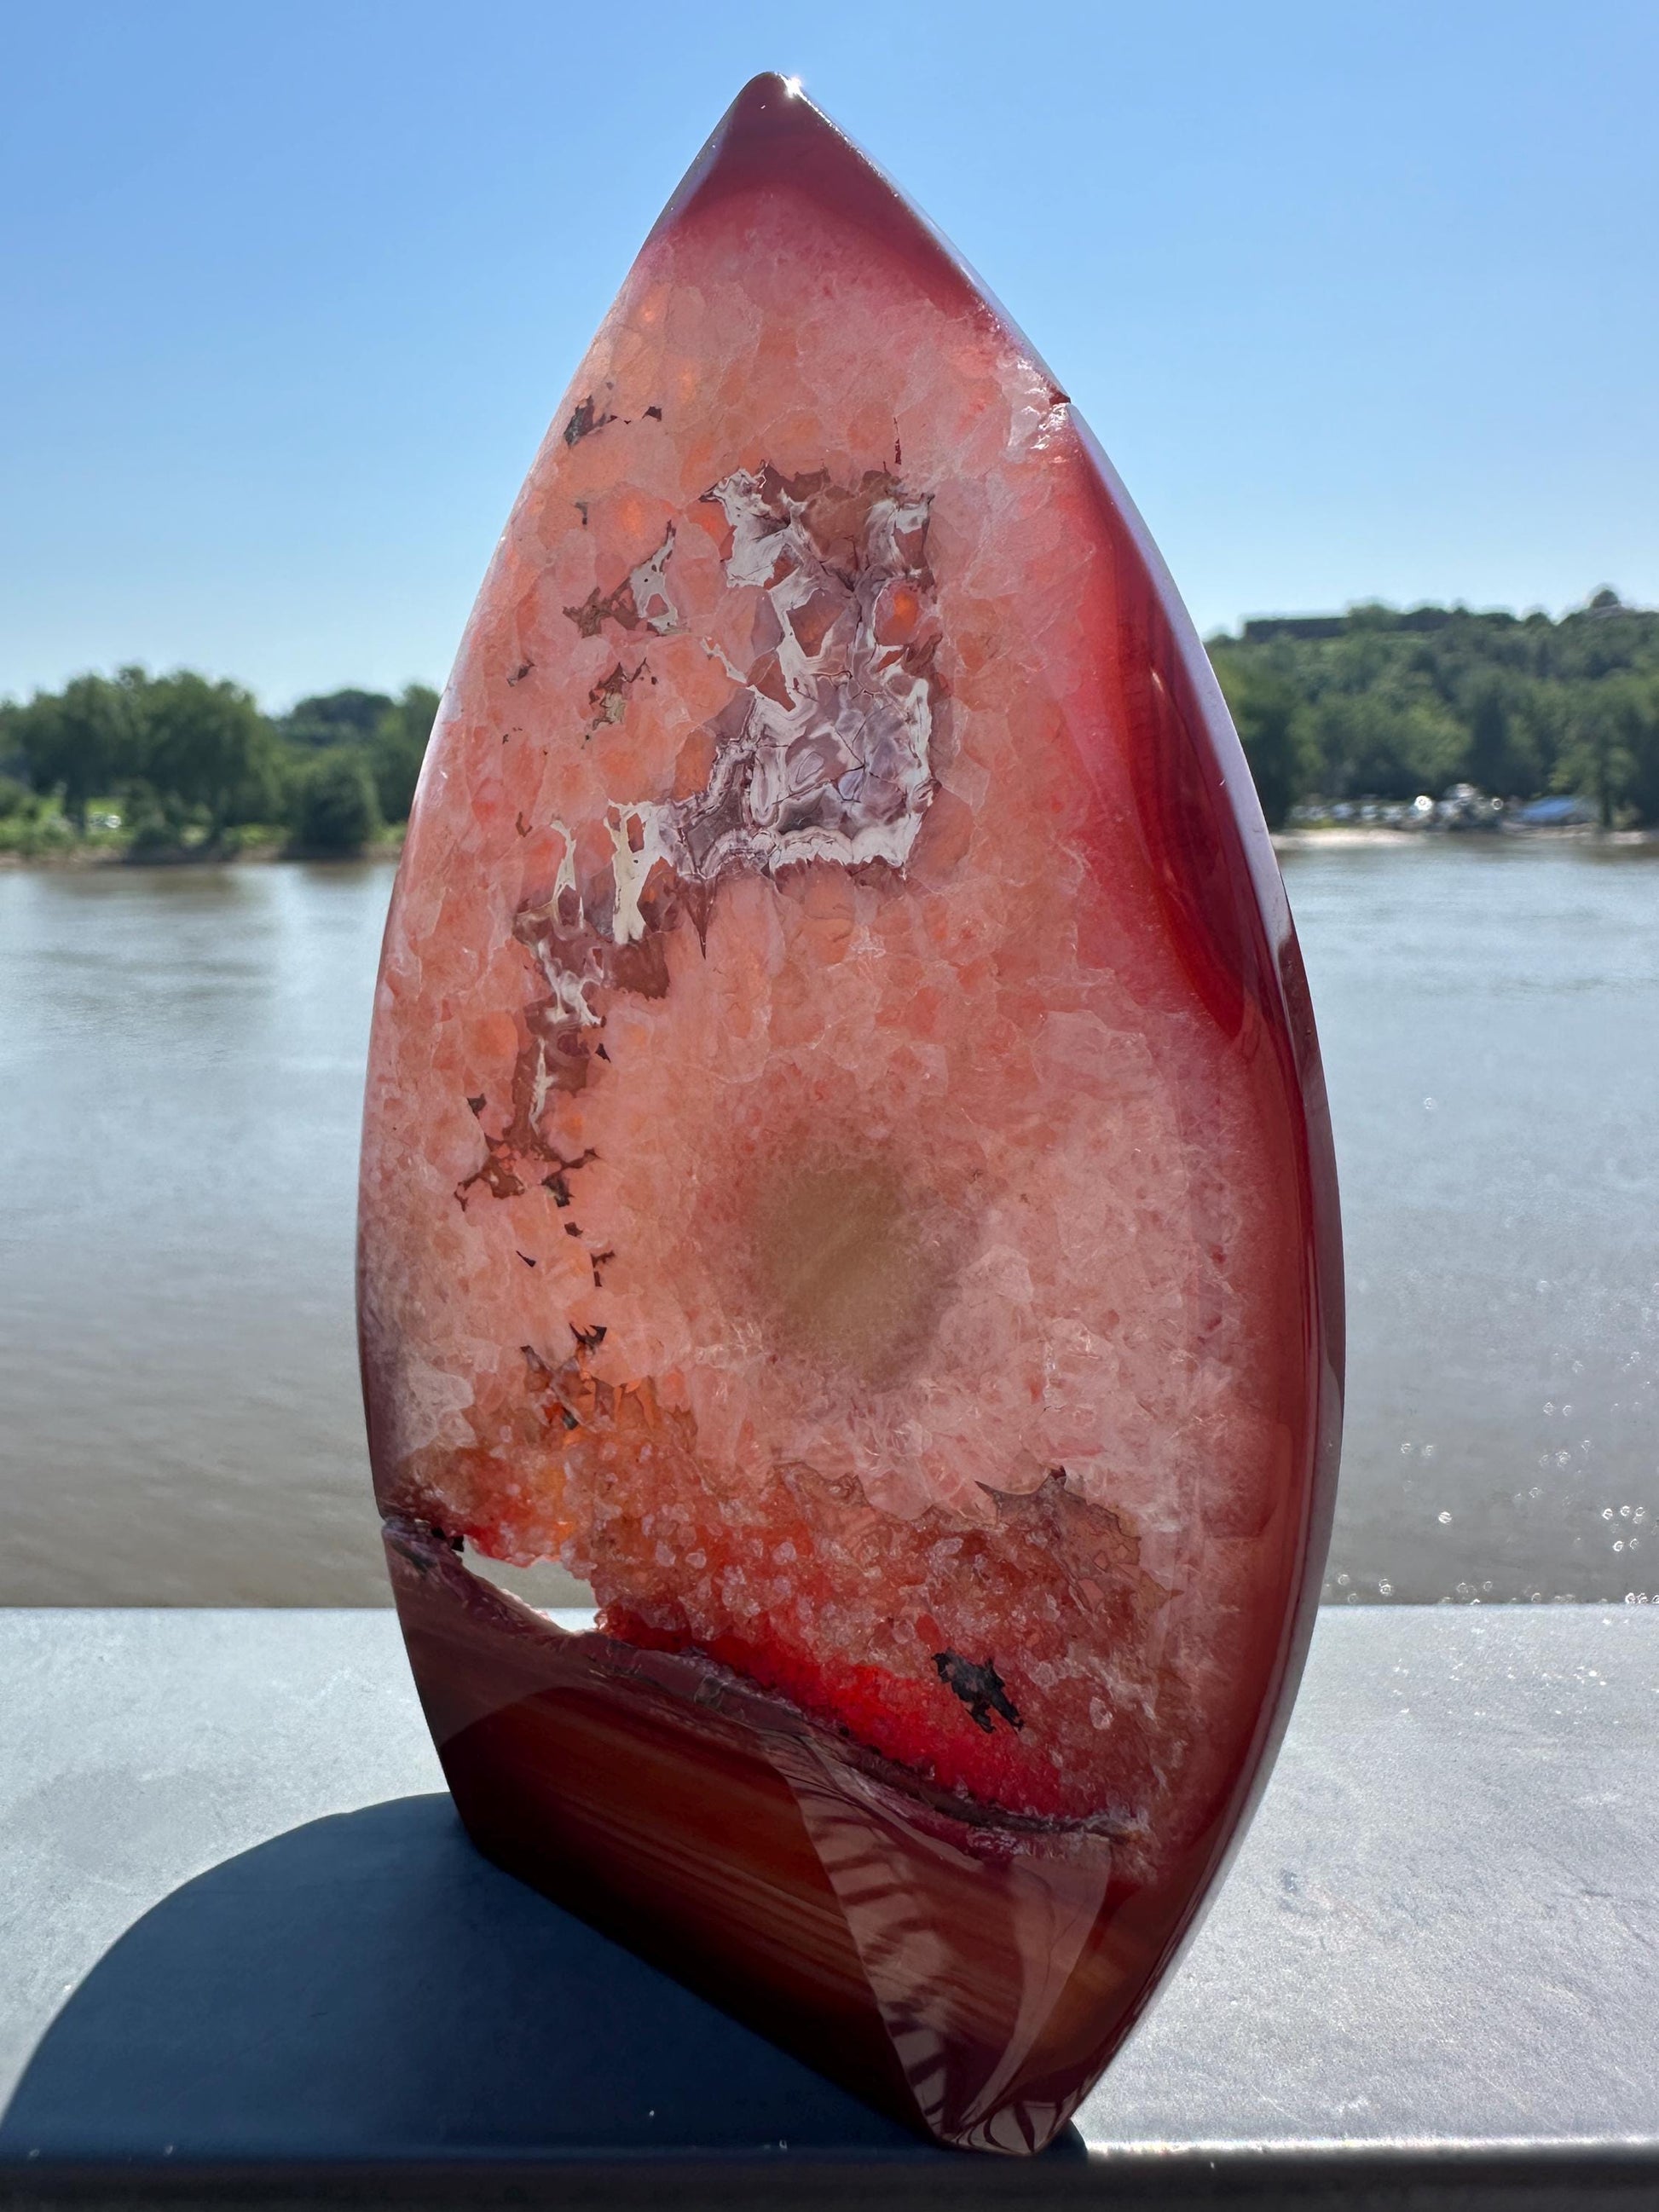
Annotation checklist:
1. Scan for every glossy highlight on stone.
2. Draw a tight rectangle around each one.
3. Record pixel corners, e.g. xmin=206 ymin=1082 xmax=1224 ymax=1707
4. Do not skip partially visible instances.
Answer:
xmin=359 ymin=74 xmax=1343 ymax=2155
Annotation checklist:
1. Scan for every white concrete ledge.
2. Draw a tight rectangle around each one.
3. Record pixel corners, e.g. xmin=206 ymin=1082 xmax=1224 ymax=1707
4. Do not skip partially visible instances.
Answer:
xmin=1 ymin=1606 xmax=1656 ymax=2208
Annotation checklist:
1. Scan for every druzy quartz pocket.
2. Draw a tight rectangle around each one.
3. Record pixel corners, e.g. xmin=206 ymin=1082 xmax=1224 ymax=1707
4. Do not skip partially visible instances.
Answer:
xmin=359 ymin=75 xmax=1343 ymax=2155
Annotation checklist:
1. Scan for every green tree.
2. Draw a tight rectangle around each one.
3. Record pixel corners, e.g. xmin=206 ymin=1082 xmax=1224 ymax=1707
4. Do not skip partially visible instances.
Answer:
xmin=1463 ymin=676 xmax=1534 ymax=796
xmin=3 ymin=668 xmax=147 ymax=829
xmin=1213 ymin=661 xmax=1312 ymax=828
xmin=290 ymin=749 xmax=380 ymax=854
xmin=1555 ymin=675 xmax=1659 ymax=828
xmin=140 ymin=673 xmax=272 ymax=836
xmin=368 ymin=684 xmax=440 ymax=822
xmin=280 ymin=689 xmax=394 ymax=748
xmin=1628 ymin=679 xmax=1659 ymax=827
xmin=1513 ymin=681 xmax=1570 ymax=798
xmin=1304 ymin=690 xmax=1465 ymax=800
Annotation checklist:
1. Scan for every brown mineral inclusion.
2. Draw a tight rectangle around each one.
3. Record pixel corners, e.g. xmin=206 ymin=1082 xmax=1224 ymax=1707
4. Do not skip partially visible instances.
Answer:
xmin=359 ymin=75 xmax=1343 ymax=2153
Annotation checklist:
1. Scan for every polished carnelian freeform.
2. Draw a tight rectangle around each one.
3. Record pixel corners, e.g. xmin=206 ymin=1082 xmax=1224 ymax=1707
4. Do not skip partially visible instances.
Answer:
xmin=359 ymin=75 xmax=1342 ymax=2155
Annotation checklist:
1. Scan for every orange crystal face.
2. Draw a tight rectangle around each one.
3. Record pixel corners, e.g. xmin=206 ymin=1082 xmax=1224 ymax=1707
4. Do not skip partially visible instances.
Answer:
xmin=360 ymin=75 xmax=1341 ymax=2151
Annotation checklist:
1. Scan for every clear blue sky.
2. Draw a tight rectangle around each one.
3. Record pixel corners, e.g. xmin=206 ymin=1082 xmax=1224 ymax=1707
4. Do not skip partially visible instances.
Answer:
xmin=3 ymin=0 xmax=1655 ymax=708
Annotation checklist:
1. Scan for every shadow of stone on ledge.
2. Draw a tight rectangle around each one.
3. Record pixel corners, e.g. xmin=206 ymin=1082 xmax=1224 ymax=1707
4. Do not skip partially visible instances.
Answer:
xmin=1 ymin=1793 xmax=1039 ymax=2166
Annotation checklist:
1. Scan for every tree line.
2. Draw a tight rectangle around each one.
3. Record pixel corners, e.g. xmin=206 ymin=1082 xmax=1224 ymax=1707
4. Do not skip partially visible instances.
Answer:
xmin=0 ymin=672 xmax=438 ymax=856
xmin=1210 ymin=590 xmax=1659 ymax=829
xmin=4 ymin=590 xmax=1657 ymax=854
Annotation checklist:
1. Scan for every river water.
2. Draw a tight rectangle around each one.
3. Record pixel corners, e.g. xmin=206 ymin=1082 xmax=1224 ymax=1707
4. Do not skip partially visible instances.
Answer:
xmin=1 ymin=840 xmax=1655 ymax=1606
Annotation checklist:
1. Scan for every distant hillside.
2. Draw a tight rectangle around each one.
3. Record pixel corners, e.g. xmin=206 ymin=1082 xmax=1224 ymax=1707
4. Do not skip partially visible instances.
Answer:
xmin=1205 ymin=591 xmax=1659 ymax=828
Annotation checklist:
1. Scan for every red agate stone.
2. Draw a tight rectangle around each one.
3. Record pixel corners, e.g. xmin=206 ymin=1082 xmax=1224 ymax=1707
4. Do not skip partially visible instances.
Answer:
xmin=359 ymin=75 xmax=1342 ymax=2156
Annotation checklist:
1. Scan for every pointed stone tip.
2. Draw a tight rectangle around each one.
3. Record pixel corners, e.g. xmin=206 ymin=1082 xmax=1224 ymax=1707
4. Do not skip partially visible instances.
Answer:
xmin=721 ymin=72 xmax=826 ymax=141
xmin=668 ymin=72 xmax=860 ymax=208
xmin=731 ymin=71 xmax=807 ymax=112
xmin=649 ymin=73 xmax=976 ymax=316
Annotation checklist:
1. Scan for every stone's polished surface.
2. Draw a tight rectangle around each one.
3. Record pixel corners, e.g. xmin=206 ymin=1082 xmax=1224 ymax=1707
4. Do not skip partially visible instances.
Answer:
xmin=358 ymin=75 xmax=1341 ymax=2152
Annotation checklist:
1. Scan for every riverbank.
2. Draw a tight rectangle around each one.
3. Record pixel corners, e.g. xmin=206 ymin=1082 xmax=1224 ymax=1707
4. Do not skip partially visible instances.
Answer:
xmin=8 ymin=823 xmax=1656 ymax=866
xmin=1272 ymin=823 xmax=1659 ymax=853
xmin=0 ymin=829 xmax=405 ymax=868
